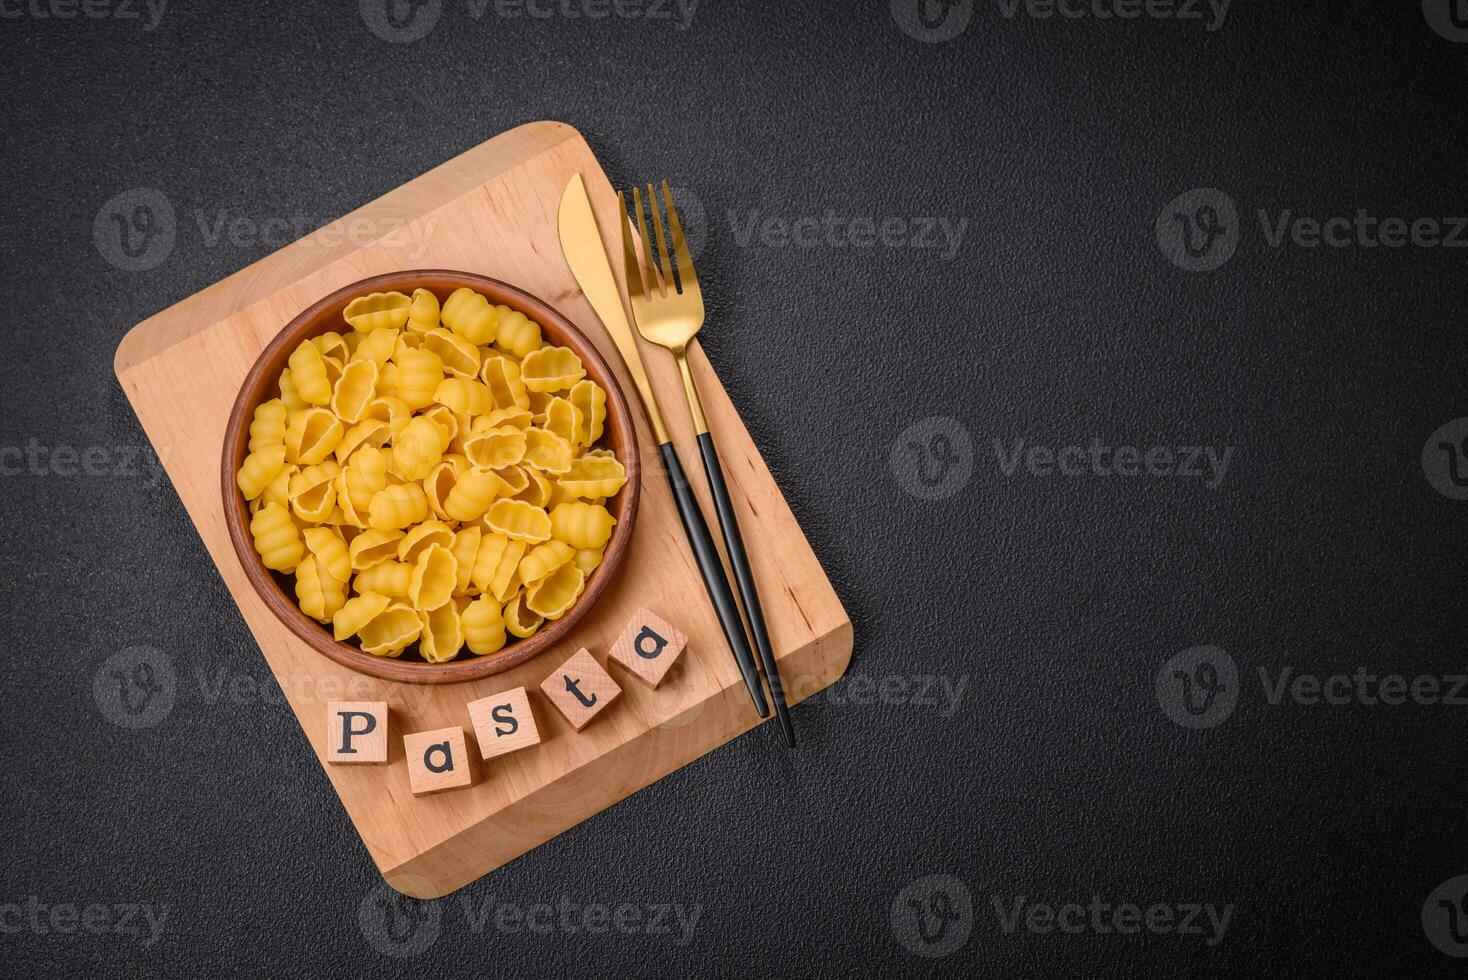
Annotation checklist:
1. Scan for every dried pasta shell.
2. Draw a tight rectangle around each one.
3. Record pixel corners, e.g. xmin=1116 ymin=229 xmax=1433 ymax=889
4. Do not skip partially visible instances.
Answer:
xmin=473 ymin=533 xmax=526 ymax=601
xmin=409 ymin=544 xmax=457 ymax=611
xmin=543 ymin=397 xmax=584 ymax=448
xmin=362 ymin=395 xmax=413 ymax=435
xmin=333 ymin=591 xmax=391 ymax=641
xmin=392 ymin=347 xmax=444 ymax=411
xmin=423 ymin=328 xmax=480 ymax=379
xmin=462 ymin=595 xmax=507 ymax=656
xmin=357 ymin=600 xmax=421 ymax=657
xmin=261 ymin=462 xmax=297 ymax=510
xmin=302 ymin=526 xmax=351 ymax=583
xmin=349 ymin=528 xmax=405 ymax=571
xmin=568 ymin=380 xmax=607 ymax=446
xmin=341 ymin=446 xmax=388 ymax=516
xmin=237 ymin=443 xmax=286 ymax=501
xmin=406 ymin=288 xmax=440 ymax=333
xmin=480 ymin=355 xmax=529 ymax=410
xmin=398 ymin=520 xmax=455 ymax=564
xmin=418 ymin=602 xmax=465 ymax=663
xmin=433 ymin=377 xmax=493 ymax=416
xmin=511 ymin=464 xmax=553 ymax=508
xmin=249 ymin=502 xmax=303 ymax=573
xmin=503 ymin=592 xmax=544 ymax=638
xmin=314 ymin=330 xmax=350 ymax=363
xmin=283 ymin=407 xmax=344 ymax=466
xmin=248 ymin=399 xmax=288 ymax=453
xmin=493 ymin=304 xmax=542 ymax=359
xmin=331 ymin=359 xmax=379 ymax=424
xmin=343 ymin=291 xmax=411 ymax=333
xmin=334 ymin=419 xmax=391 ymax=464
xmin=423 ymin=459 xmax=462 ymax=521
xmin=295 ymin=555 xmax=347 ymax=622
xmin=451 ymin=526 xmax=481 ymax=595
xmin=524 ymin=563 xmax=585 ymax=620
xmin=520 ymin=346 xmax=585 ymax=393
xmin=278 ymin=367 xmax=307 ymax=411
xmin=464 ymin=426 xmax=526 ymax=469
xmin=518 ymin=540 xmax=575 ymax=585
xmin=289 ymin=461 xmax=340 ymax=522
xmin=572 ymin=545 xmax=605 ymax=576
xmin=549 ymin=501 xmax=615 ymax=549
xmin=287 ymin=340 xmax=332 ymax=405
xmin=557 ymin=454 xmax=627 ymax=499
xmin=368 ymin=482 xmax=428 ymax=531
xmin=485 ymin=498 xmax=552 ymax=544
xmin=354 ymin=560 xmax=412 ymax=599
xmin=441 ymin=287 xmax=499 ymax=345
xmin=523 ymin=428 xmax=573 ymax=474
xmin=392 ymin=416 xmax=448 ymax=482
xmin=443 ymin=467 xmax=504 ymax=523
xmin=350 ymin=327 xmax=399 ymax=368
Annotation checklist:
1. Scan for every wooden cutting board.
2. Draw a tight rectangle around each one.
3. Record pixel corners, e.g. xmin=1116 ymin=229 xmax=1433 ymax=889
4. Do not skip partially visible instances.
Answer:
xmin=114 ymin=120 xmax=852 ymax=898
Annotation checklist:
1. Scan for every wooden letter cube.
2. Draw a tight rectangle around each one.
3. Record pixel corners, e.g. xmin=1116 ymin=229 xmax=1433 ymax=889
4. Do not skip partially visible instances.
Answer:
xmin=466 ymin=687 xmax=541 ymax=761
xmin=403 ymin=726 xmax=474 ymax=795
xmin=539 ymin=648 xmax=620 ymax=730
xmin=325 ymin=701 xmax=388 ymax=764
xmin=607 ymin=607 xmax=688 ymax=688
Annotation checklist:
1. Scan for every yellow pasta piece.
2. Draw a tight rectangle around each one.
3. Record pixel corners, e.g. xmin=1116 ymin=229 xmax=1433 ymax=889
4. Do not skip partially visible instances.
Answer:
xmin=349 ymin=528 xmax=404 ymax=571
xmin=421 ymin=405 xmax=459 ymax=446
xmin=524 ymin=563 xmax=585 ymax=620
xmin=392 ymin=346 xmax=444 ymax=411
xmin=362 ymin=395 xmax=412 ymax=435
xmin=423 ymin=458 xmax=462 ymax=521
xmin=314 ymin=330 xmax=350 ymax=363
xmin=392 ymin=416 xmax=448 ymax=482
xmin=518 ymin=540 xmax=574 ymax=585
xmin=568 ymin=380 xmax=607 ymax=446
xmin=461 ymin=595 xmax=507 ymax=656
xmin=287 ymin=340 xmax=332 ymax=405
xmin=480 ymin=355 xmax=529 ymax=410
xmin=520 ymin=346 xmax=585 ymax=393
xmin=433 ymin=377 xmax=493 ymax=415
xmin=358 ymin=600 xmax=421 ymax=657
xmin=277 ymin=367 xmax=307 ymax=411
xmin=418 ymin=602 xmax=464 ymax=663
xmin=464 ymin=426 xmax=526 ymax=469
xmin=572 ymin=545 xmax=605 ymax=576
xmin=340 ymin=445 xmax=387 ymax=517
xmin=236 ymin=444 xmax=286 ymax=501
xmin=543 ymin=396 xmax=584 ymax=448
xmin=406 ymin=287 xmax=440 ymax=333
xmin=287 ymin=461 xmax=338 ymax=522
xmin=409 ymin=544 xmax=457 ymax=611
xmin=334 ymin=419 xmax=391 ymax=463
xmin=557 ymin=454 xmax=627 ymax=499
xmin=485 ymin=498 xmax=552 ymax=543
xmin=451 ymin=526 xmax=481 ymax=595
xmin=481 ymin=406 xmax=532 ymax=430
xmin=440 ymin=287 xmax=499 ymax=345
xmin=511 ymin=464 xmax=552 ymax=508
xmin=523 ymin=428 xmax=573 ymax=474
xmin=423 ymin=328 xmax=480 ymax=379
xmin=331 ymin=359 xmax=378 ymax=424
xmin=343 ymin=291 xmax=411 ymax=333
xmin=549 ymin=501 xmax=616 ymax=549
xmin=302 ymin=526 xmax=352 ymax=583
xmin=503 ymin=592 xmax=544 ymax=638
xmin=248 ymin=399 xmax=288 ymax=453
xmin=295 ymin=555 xmax=347 ymax=622
xmin=397 ymin=520 xmax=455 ymax=564
xmin=353 ymin=560 xmax=412 ymax=598
xmin=333 ymin=591 xmax=391 ymax=641
xmin=261 ymin=462 xmax=297 ymax=510
xmin=350 ymin=328 xmax=399 ymax=369
xmin=443 ymin=467 xmax=503 ymax=522
xmin=249 ymin=502 xmax=304 ymax=573
xmin=283 ymin=407 xmax=344 ymax=466
xmin=368 ymin=482 xmax=428 ymax=530
xmin=493 ymin=304 xmax=542 ymax=358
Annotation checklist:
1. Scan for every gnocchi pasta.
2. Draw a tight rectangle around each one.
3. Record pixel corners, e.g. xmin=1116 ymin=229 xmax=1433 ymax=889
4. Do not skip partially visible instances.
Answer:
xmin=238 ymin=286 xmax=627 ymax=662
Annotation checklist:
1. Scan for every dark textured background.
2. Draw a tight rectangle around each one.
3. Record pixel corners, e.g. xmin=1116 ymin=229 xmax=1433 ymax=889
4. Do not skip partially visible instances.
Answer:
xmin=4 ymin=0 xmax=1468 ymax=975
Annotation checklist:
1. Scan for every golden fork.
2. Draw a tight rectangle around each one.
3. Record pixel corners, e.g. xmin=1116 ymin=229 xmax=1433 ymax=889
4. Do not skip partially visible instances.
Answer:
xmin=620 ymin=181 xmax=795 ymax=747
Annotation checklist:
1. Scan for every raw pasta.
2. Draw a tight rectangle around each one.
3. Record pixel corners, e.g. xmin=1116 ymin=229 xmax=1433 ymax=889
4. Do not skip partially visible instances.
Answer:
xmin=236 ymin=285 xmax=626 ymax=663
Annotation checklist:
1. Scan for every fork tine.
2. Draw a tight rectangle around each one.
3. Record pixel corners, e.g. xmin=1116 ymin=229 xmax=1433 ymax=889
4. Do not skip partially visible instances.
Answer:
xmin=647 ymin=182 xmax=676 ymax=294
xmin=631 ymin=185 xmax=665 ymax=296
xmin=618 ymin=190 xmax=645 ymax=301
xmin=661 ymin=181 xmax=697 ymax=291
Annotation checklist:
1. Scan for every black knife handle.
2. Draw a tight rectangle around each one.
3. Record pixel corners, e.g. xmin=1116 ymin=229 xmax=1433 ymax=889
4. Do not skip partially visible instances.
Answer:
xmin=659 ymin=440 xmax=769 ymax=718
xmin=696 ymin=431 xmax=795 ymax=747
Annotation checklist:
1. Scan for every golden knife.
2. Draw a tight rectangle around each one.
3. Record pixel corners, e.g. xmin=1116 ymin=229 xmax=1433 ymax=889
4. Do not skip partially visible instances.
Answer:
xmin=557 ymin=174 xmax=769 ymax=719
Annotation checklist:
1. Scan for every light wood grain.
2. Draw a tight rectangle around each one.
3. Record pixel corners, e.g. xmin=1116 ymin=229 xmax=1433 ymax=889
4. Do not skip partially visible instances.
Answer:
xmin=466 ymin=688 xmax=541 ymax=760
xmin=607 ymin=607 xmax=688 ymax=689
xmin=325 ymin=701 xmax=389 ymax=765
xmin=114 ymin=120 xmax=851 ymax=898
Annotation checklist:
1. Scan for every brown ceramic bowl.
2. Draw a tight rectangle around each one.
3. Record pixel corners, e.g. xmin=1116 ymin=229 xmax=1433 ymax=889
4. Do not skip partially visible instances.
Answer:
xmin=222 ymin=271 xmax=640 ymax=684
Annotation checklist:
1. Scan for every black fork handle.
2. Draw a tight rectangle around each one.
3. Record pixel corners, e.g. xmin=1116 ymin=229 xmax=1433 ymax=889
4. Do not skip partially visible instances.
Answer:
xmin=696 ymin=431 xmax=795 ymax=747
xmin=659 ymin=441 xmax=769 ymax=719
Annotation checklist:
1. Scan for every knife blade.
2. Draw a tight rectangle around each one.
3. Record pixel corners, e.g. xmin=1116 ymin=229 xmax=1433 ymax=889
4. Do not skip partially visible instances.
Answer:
xmin=557 ymin=173 xmax=770 ymax=720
